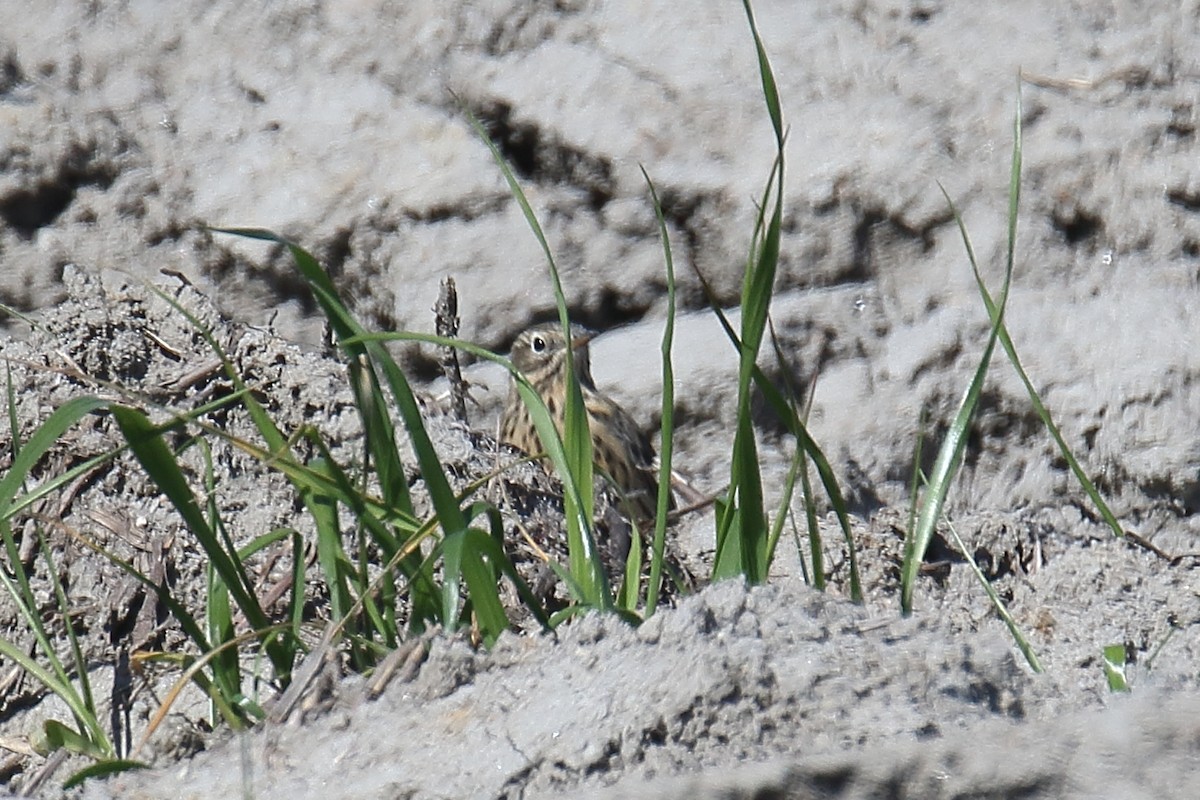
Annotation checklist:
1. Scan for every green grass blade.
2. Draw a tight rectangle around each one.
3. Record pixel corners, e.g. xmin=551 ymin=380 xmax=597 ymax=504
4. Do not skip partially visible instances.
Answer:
xmin=454 ymin=528 xmax=509 ymax=646
xmin=196 ymin=439 xmax=245 ymax=702
xmin=0 ymin=396 xmax=107 ymax=518
xmin=687 ymin=263 xmax=860 ymax=598
xmin=902 ymin=90 xmax=1022 ymax=614
xmin=713 ymin=4 xmax=786 ymax=584
xmin=3 ymin=450 xmax=119 ymax=522
xmin=439 ymin=524 xmax=468 ymax=630
xmin=764 ymin=320 xmax=813 ymax=576
xmin=307 ymin=457 xmax=354 ymax=622
xmin=714 ymin=158 xmax=780 ymax=583
xmin=742 ymin=0 xmax=784 ymax=148
xmin=1102 ymin=644 xmax=1131 ymax=692
xmin=640 ymin=166 xmax=677 ymax=615
xmin=459 ymin=105 xmax=608 ymax=608
xmin=617 ymin=521 xmax=643 ymax=612
xmin=462 ymin=501 xmax=551 ymax=634
xmin=900 ymin=239 xmax=1002 ymax=614
xmin=966 ymin=264 xmax=1124 ymax=539
xmin=5 ymin=362 xmax=20 ymax=456
xmin=61 ymin=759 xmax=148 ymax=790
xmin=42 ymin=720 xmax=110 ymax=759
xmin=797 ymin=457 xmax=822 ymax=588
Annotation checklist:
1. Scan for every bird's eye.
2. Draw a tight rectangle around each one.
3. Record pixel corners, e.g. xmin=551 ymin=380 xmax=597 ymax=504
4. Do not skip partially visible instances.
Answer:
xmin=531 ymin=334 xmax=546 ymax=353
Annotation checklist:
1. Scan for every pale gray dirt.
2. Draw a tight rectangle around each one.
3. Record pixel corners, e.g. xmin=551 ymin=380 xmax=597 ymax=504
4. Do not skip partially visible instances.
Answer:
xmin=0 ymin=0 xmax=1198 ymax=798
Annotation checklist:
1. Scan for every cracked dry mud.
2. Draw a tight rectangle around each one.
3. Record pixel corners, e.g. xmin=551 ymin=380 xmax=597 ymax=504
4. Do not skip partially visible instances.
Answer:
xmin=1 ymin=1 xmax=1199 ymax=798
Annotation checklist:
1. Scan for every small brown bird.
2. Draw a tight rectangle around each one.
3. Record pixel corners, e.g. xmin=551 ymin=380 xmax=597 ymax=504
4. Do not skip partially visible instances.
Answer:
xmin=500 ymin=323 xmax=665 ymax=521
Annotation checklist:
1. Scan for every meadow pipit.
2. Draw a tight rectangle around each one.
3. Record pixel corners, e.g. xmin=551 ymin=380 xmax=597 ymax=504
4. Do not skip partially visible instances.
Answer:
xmin=500 ymin=323 xmax=665 ymax=521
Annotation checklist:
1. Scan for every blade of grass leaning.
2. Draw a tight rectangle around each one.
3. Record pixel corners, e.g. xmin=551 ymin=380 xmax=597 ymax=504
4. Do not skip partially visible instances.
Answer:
xmin=225 ymin=403 xmax=456 ymax=651
xmin=3 ymin=447 xmax=117 ymax=521
xmin=61 ymin=759 xmax=148 ymax=790
xmin=0 ymin=396 xmax=108 ymax=517
xmin=458 ymin=107 xmax=608 ymax=609
xmin=962 ymin=239 xmax=1124 ymax=540
xmin=943 ymin=513 xmax=1043 ymax=672
xmin=901 ymin=90 xmax=1023 ymax=614
xmin=768 ymin=447 xmax=804 ymax=573
xmin=743 ymin=0 xmax=785 ymax=144
xmin=764 ymin=318 xmax=817 ymax=579
xmin=640 ymin=165 xmax=678 ymax=615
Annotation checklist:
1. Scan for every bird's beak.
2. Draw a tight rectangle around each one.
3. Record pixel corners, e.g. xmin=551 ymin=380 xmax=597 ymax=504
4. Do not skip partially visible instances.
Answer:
xmin=570 ymin=331 xmax=594 ymax=350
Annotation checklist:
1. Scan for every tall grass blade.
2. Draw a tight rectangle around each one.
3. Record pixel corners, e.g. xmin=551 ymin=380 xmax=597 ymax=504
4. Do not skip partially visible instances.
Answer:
xmin=640 ymin=166 xmax=677 ymax=615
xmin=901 ymin=89 xmax=1022 ymax=614
xmin=459 ymin=108 xmax=609 ymax=607
xmin=714 ymin=2 xmax=786 ymax=583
